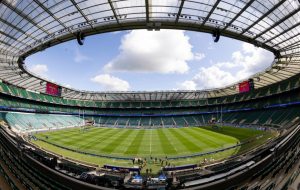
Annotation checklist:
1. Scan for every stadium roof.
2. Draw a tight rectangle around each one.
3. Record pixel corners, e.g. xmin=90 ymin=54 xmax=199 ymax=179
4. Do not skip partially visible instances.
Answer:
xmin=0 ymin=0 xmax=299 ymax=101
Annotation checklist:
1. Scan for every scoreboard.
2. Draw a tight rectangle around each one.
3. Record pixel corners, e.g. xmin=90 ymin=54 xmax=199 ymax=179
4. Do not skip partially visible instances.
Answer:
xmin=46 ymin=82 xmax=62 ymax=96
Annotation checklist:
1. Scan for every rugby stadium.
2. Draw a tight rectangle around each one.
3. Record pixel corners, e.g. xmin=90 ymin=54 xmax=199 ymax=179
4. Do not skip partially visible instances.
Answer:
xmin=0 ymin=0 xmax=300 ymax=190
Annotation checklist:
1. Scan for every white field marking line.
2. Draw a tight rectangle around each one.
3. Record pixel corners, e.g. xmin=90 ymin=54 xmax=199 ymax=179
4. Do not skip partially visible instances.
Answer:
xmin=150 ymin=129 xmax=152 ymax=154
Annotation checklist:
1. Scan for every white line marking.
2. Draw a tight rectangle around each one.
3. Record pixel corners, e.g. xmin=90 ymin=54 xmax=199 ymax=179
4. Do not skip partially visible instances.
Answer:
xmin=150 ymin=129 xmax=152 ymax=154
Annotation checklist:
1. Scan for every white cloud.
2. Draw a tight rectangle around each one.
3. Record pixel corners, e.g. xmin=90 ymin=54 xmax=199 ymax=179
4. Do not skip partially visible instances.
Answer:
xmin=63 ymin=84 xmax=71 ymax=88
xmin=74 ymin=48 xmax=89 ymax=63
xmin=104 ymin=30 xmax=194 ymax=74
xmin=236 ymin=43 xmax=274 ymax=78
xmin=28 ymin=64 xmax=48 ymax=77
xmin=91 ymin=74 xmax=130 ymax=91
xmin=194 ymin=52 xmax=206 ymax=61
xmin=189 ymin=66 xmax=236 ymax=89
xmin=178 ymin=43 xmax=274 ymax=90
xmin=177 ymin=80 xmax=197 ymax=90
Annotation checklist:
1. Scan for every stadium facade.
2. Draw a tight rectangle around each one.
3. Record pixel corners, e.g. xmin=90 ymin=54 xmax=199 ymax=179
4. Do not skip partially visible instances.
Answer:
xmin=0 ymin=0 xmax=300 ymax=189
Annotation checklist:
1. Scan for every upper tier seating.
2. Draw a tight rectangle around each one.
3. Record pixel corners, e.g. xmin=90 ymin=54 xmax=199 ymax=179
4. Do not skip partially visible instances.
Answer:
xmin=0 ymin=72 xmax=300 ymax=109
xmin=0 ymin=71 xmax=299 ymax=130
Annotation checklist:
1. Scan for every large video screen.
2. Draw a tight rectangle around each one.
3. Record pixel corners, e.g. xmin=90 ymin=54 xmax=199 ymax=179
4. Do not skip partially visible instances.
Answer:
xmin=239 ymin=81 xmax=250 ymax=93
xmin=46 ymin=82 xmax=61 ymax=96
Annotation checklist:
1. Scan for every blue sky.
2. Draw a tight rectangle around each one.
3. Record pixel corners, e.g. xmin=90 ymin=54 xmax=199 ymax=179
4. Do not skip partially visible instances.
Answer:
xmin=25 ymin=30 xmax=274 ymax=91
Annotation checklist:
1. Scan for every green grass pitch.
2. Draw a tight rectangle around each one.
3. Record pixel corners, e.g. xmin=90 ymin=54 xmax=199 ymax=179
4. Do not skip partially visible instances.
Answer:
xmin=32 ymin=126 xmax=273 ymax=173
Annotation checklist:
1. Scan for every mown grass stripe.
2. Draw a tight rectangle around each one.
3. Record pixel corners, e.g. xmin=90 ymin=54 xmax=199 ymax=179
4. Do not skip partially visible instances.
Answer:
xmin=44 ymin=127 xmax=100 ymax=142
xmin=201 ymin=126 xmax=263 ymax=141
xmin=182 ymin=128 xmax=225 ymax=148
xmin=32 ymin=126 xmax=273 ymax=174
xmin=114 ymin=130 xmax=139 ymax=153
xmin=34 ymin=126 xmax=265 ymax=160
xmin=157 ymin=129 xmax=177 ymax=155
xmin=187 ymin=128 xmax=227 ymax=145
xmin=76 ymin=128 xmax=114 ymax=149
xmin=62 ymin=128 xmax=112 ymax=146
xmin=36 ymin=129 xmax=78 ymax=140
xmin=101 ymin=129 xmax=134 ymax=153
xmin=79 ymin=129 xmax=123 ymax=150
xmin=124 ymin=130 xmax=145 ymax=155
xmin=168 ymin=128 xmax=201 ymax=152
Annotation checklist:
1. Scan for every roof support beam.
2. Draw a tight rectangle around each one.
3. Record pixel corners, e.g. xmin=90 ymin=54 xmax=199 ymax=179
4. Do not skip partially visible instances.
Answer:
xmin=256 ymin=75 xmax=276 ymax=85
xmin=280 ymin=44 xmax=300 ymax=54
xmin=0 ymin=69 xmax=19 ymax=75
xmin=277 ymin=36 xmax=300 ymax=51
xmin=21 ymin=79 xmax=41 ymax=90
xmin=0 ymin=68 xmax=17 ymax=72
xmin=108 ymin=0 xmax=120 ymax=24
xmin=282 ymin=52 xmax=300 ymax=58
xmin=0 ymin=71 xmax=20 ymax=79
xmin=240 ymin=0 xmax=285 ymax=35
xmin=32 ymin=0 xmax=76 ymax=38
xmin=260 ymin=73 xmax=281 ymax=83
xmin=222 ymin=0 xmax=255 ymax=31
xmin=253 ymin=7 xmax=300 ymax=41
xmin=255 ymin=80 xmax=270 ymax=87
xmin=63 ymin=90 xmax=77 ymax=98
xmin=0 ymin=0 xmax=299 ymax=98
xmin=0 ymin=16 xmax=37 ymax=41
xmin=69 ymin=0 xmax=94 ymax=29
xmin=1 ymin=0 xmax=50 ymax=35
xmin=201 ymin=0 xmax=221 ymax=26
xmin=0 ymin=30 xmax=27 ymax=49
xmin=265 ymin=22 xmax=300 ymax=45
xmin=33 ymin=85 xmax=47 ymax=92
xmin=12 ymin=77 xmax=31 ymax=86
xmin=279 ymin=68 xmax=300 ymax=75
xmin=145 ymin=0 xmax=150 ymax=23
xmin=9 ymin=76 xmax=30 ymax=85
xmin=1 ymin=0 xmax=64 ymax=55
xmin=268 ymin=72 xmax=287 ymax=80
xmin=175 ymin=0 xmax=185 ymax=23
xmin=0 ymin=39 xmax=22 ymax=55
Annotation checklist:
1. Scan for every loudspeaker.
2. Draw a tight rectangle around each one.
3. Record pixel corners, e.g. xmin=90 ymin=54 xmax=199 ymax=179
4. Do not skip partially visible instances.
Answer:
xmin=76 ymin=31 xmax=85 ymax=45
xmin=212 ymin=29 xmax=220 ymax=43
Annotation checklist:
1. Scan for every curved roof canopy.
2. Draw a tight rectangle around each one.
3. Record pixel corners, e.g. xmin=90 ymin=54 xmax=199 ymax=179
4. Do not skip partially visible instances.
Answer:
xmin=0 ymin=0 xmax=299 ymax=101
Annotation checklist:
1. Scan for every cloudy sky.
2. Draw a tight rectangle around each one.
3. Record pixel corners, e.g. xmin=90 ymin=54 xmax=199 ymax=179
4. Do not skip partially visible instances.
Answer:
xmin=26 ymin=29 xmax=274 ymax=91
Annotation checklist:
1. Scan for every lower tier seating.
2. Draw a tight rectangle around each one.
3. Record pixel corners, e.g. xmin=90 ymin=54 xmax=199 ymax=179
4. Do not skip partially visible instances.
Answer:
xmin=2 ymin=112 xmax=84 ymax=132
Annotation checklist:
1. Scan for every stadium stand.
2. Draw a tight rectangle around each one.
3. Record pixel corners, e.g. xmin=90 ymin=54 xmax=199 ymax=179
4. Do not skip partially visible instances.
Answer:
xmin=0 ymin=0 xmax=300 ymax=189
xmin=0 ymin=72 xmax=299 ymax=111
xmin=0 ymin=73 xmax=300 ymax=130
xmin=0 ymin=74 xmax=300 ymax=189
